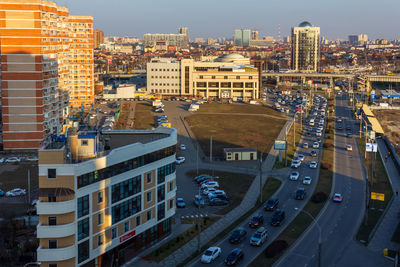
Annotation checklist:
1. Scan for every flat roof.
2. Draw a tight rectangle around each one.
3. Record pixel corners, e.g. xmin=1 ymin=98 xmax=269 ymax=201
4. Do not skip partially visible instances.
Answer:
xmin=102 ymin=131 xmax=169 ymax=150
xmin=362 ymin=104 xmax=375 ymax=117
xmin=367 ymin=117 xmax=385 ymax=134
xmin=224 ymin=148 xmax=257 ymax=153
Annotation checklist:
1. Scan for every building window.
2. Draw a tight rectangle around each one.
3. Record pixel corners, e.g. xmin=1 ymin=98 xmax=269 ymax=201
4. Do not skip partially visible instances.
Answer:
xmin=211 ymin=76 xmax=216 ymax=79
xmin=48 ymin=195 xmax=56 ymax=202
xmin=97 ymin=191 xmax=103 ymax=204
xmin=49 ymin=264 xmax=57 ymax=267
xmin=111 ymin=175 xmax=141 ymax=204
xmin=98 ymin=213 xmax=104 ymax=225
xmin=199 ymin=75 xmax=203 ymax=79
xmin=98 ymin=234 xmax=104 ymax=246
xmin=236 ymin=76 xmax=240 ymax=79
xmin=111 ymin=228 xmax=117 ymax=239
xmin=78 ymin=195 xmax=89 ymax=218
xmin=157 ymin=185 xmax=165 ymax=202
xmin=224 ymin=76 xmax=228 ymax=79
xmin=49 ymin=240 xmax=57 ymax=249
xmin=78 ymin=218 xmax=89 ymax=241
xmin=169 ymin=199 xmax=174 ymax=209
xmin=147 ymin=210 xmax=152 ymax=221
xmin=78 ymin=240 xmax=89 ymax=263
xmin=136 ymin=215 xmax=141 ymax=226
xmin=249 ymin=76 xmax=253 ymax=79
xmin=169 ymin=181 xmax=174 ymax=192
xmin=147 ymin=191 xmax=152 ymax=202
xmin=48 ymin=169 xmax=56 ymax=179
xmin=111 ymin=195 xmax=141 ymax=224
xmin=81 ymin=140 xmax=88 ymax=146
xmin=124 ymin=221 xmax=129 ymax=233
xmin=48 ymin=217 xmax=57 ymax=226
xmin=157 ymin=202 xmax=165 ymax=221
xmin=157 ymin=163 xmax=176 ymax=184
xmin=146 ymin=173 xmax=152 ymax=183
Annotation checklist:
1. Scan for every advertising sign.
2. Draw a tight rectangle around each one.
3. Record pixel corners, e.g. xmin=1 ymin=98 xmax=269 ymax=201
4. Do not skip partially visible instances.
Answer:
xmin=366 ymin=143 xmax=378 ymax=152
xmin=274 ymin=140 xmax=287 ymax=150
xmin=120 ymin=230 xmax=136 ymax=243
xmin=371 ymin=90 xmax=375 ymax=103
xmin=371 ymin=192 xmax=385 ymax=201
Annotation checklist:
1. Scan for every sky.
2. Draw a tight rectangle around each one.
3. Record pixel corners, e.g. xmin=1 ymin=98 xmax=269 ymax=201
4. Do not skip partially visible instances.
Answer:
xmin=56 ymin=0 xmax=400 ymax=40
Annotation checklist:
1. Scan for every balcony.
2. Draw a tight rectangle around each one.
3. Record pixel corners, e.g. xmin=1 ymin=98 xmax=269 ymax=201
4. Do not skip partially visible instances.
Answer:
xmin=37 ymin=245 xmax=75 ymax=262
xmin=36 ymin=199 xmax=75 ymax=215
xmin=37 ymin=222 xmax=76 ymax=238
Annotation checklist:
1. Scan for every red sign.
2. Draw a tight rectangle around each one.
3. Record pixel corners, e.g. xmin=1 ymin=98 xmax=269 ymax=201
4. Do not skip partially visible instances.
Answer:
xmin=120 ymin=230 xmax=136 ymax=243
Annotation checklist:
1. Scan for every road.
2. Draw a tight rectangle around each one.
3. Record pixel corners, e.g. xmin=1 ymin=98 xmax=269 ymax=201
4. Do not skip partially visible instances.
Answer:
xmin=276 ymin=94 xmax=391 ymax=267
xmin=186 ymin=95 xmax=328 ymax=267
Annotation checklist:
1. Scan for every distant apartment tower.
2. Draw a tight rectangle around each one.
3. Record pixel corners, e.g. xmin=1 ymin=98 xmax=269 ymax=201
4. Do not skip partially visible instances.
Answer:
xmin=358 ymin=34 xmax=368 ymax=44
xmin=94 ymin=29 xmax=105 ymax=49
xmin=348 ymin=35 xmax=358 ymax=45
xmin=251 ymin=30 xmax=259 ymax=40
xmin=143 ymin=27 xmax=188 ymax=49
xmin=291 ymin=21 xmax=320 ymax=72
xmin=234 ymin=29 xmax=251 ymax=46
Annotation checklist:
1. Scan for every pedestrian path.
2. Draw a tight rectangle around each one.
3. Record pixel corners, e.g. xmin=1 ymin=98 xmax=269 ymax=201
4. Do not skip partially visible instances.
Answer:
xmin=368 ymin=139 xmax=400 ymax=251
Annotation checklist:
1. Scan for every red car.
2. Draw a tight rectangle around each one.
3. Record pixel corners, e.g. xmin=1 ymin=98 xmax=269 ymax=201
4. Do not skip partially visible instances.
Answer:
xmin=249 ymin=214 xmax=264 ymax=228
xmin=333 ymin=193 xmax=343 ymax=203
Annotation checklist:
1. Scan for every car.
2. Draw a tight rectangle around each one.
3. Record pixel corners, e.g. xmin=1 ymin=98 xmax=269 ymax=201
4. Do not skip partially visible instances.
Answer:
xmin=6 ymin=188 xmax=26 ymax=197
xmin=333 ymin=193 xmax=343 ymax=203
xmin=337 ymin=117 xmax=343 ymax=122
xmin=208 ymin=190 xmax=227 ymax=200
xmin=229 ymin=228 xmax=247 ymax=244
xmin=316 ymin=137 xmax=321 ymax=143
xmin=209 ymin=198 xmax=229 ymax=206
xmin=312 ymin=142 xmax=319 ymax=149
xmin=303 ymin=176 xmax=312 ymax=185
xmin=194 ymin=174 xmax=213 ymax=183
xmin=297 ymin=154 xmax=305 ymax=162
xmin=303 ymin=143 xmax=309 ymax=148
xmin=225 ymin=248 xmax=244 ymax=265
xmin=5 ymin=157 xmax=20 ymax=163
xmin=309 ymin=161 xmax=317 ymax=169
xmin=180 ymin=144 xmax=186 ymax=150
xmin=155 ymin=108 xmax=164 ymax=113
xmin=203 ymin=187 xmax=217 ymax=196
xmin=194 ymin=195 xmax=205 ymax=207
xmin=316 ymin=131 xmax=322 ymax=137
xmin=346 ymin=126 xmax=352 ymax=131
xmin=176 ymin=198 xmax=186 ymax=208
xmin=250 ymin=227 xmax=268 ymax=246
xmin=270 ymin=209 xmax=286 ymax=226
xmin=264 ymin=197 xmax=279 ymax=211
xmin=0 ymin=189 xmax=4 ymax=197
xmin=291 ymin=160 xmax=301 ymax=168
xmin=289 ymin=171 xmax=300 ymax=181
xmin=249 ymin=214 xmax=264 ymax=228
xmin=346 ymin=144 xmax=353 ymax=151
xmin=176 ymin=156 xmax=185 ymax=164
xmin=201 ymin=181 xmax=219 ymax=189
xmin=201 ymin=247 xmax=221 ymax=263
xmin=346 ymin=132 xmax=353 ymax=138
xmin=337 ymin=126 xmax=343 ymax=131
xmin=295 ymin=188 xmax=306 ymax=200
xmin=26 ymin=156 xmax=38 ymax=162
xmin=311 ymin=149 xmax=317 ymax=157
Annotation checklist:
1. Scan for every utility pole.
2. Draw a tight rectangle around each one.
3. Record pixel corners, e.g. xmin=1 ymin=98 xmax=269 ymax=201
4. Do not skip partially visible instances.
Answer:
xmin=209 ymin=136 xmax=212 ymax=163
xmin=259 ymin=151 xmax=263 ymax=203
xmin=197 ymin=186 xmax=201 ymax=252
xmin=28 ymin=169 xmax=31 ymax=205
xmin=196 ymin=142 xmax=199 ymax=175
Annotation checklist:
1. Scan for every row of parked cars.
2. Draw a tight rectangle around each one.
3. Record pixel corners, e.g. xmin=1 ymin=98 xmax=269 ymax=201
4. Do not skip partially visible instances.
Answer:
xmin=0 ymin=156 xmax=38 ymax=163
xmin=193 ymin=174 xmax=229 ymax=207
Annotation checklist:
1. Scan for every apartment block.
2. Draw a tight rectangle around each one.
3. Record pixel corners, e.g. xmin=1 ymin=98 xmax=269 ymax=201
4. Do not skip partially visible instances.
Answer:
xmin=94 ymin=29 xmax=104 ymax=49
xmin=36 ymin=127 xmax=177 ymax=266
xmin=0 ymin=0 xmax=94 ymax=150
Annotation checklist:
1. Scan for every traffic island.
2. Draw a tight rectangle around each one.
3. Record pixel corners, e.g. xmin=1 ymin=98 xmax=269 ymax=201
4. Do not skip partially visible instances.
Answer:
xmin=273 ymin=122 xmax=303 ymax=169
xmin=133 ymin=102 xmax=155 ymax=129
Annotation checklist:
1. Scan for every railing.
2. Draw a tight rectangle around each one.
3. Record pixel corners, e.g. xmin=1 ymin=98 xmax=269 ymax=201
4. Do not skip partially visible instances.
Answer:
xmin=37 ymin=245 xmax=76 ymax=262
xmin=37 ymin=222 xmax=76 ymax=238
xmin=36 ymin=199 xmax=75 ymax=215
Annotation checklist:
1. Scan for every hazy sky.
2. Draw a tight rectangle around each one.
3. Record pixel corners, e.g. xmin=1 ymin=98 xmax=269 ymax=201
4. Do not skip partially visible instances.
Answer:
xmin=57 ymin=0 xmax=400 ymax=40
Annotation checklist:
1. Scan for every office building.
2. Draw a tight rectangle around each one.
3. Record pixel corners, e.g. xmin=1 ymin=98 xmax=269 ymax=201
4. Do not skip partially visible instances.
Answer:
xmin=348 ymin=35 xmax=358 ymax=45
xmin=143 ymin=27 xmax=188 ymax=49
xmin=147 ymin=54 xmax=259 ymax=100
xmin=234 ymin=29 xmax=251 ymax=47
xmin=36 ymin=127 xmax=177 ymax=266
xmin=358 ymin=34 xmax=368 ymax=43
xmin=94 ymin=29 xmax=104 ymax=49
xmin=251 ymin=30 xmax=259 ymax=40
xmin=0 ymin=0 xmax=94 ymax=150
xmin=291 ymin=21 xmax=320 ymax=72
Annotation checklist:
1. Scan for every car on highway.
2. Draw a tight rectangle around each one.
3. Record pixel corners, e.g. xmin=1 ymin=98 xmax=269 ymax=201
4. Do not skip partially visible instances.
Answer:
xmin=311 ymin=150 xmax=317 ymax=157
xmin=337 ymin=117 xmax=343 ymax=123
xmin=264 ymin=197 xmax=279 ymax=211
xmin=303 ymin=143 xmax=309 ymax=148
xmin=209 ymin=198 xmax=229 ymax=206
xmin=249 ymin=214 xmax=264 ymax=228
xmin=346 ymin=132 xmax=353 ymax=138
xmin=176 ymin=198 xmax=186 ymax=208
xmin=250 ymin=227 xmax=268 ymax=246
xmin=201 ymin=246 xmax=221 ymax=263
xmin=289 ymin=171 xmax=300 ymax=181
xmin=229 ymin=228 xmax=247 ymax=244
xmin=309 ymin=161 xmax=318 ymax=169
xmin=346 ymin=125 xmax=352 ymax=131
xmin=201 ymin=181 xmax=219 ymax=189
xmin=194 ymin=195 xmax=205 ymax=207
xmin=303 ymin=176 xmax=312 ymax=185
xmin=176 ymin=157 xmax=185 ymax=164
xmin=333 ymin=193 xmax=343 ymax=203
xmin=295 ymin=188 xmax=306 ymax=200
xmin=346 ymin=144 xmax=353 ymax=151
xmin=313 ymin=142 xmax=319 ymax=149
xmin=316 ymin=137 xmax=321 ymax=143
xmin=270 ymin=209 xmax=285 ymax=226
xmin=6 ymin=188 xmax=26 ymax=197
xmin=180 ymin=144 xmax=186 ymax=150
xmin=297 ymin=154 xmax=305 ymax=162
xmin=291 ymin=160 xmax=301 ymax=168
xmin=225 ymin=248 xmax=244 ymax=265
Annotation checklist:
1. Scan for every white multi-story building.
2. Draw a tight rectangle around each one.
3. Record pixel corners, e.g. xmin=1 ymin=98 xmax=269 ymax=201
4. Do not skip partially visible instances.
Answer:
xmin=36 ymin=127 xmax=177 ymax=266
xmin=147 ymin=58 xmax=181 ymax=96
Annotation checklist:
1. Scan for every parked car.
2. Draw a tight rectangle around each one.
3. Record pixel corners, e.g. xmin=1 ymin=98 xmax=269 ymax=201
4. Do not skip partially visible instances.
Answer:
xmin=346 ymin=144 xmax=353 ymax=151
xmin=333 ymin=193 xmax=343 ymax=203
xmin=264 ymin=197 xmax=279 ymax=211
xmin=176 ymin=198 xmax=186 ymax=208
xmin=5 ymin=157 xmax=20 ymax=163
xmin=229 ymin=228 xmax=247 ymax=244
xmin=201 ymin=181 xmax=219 ymax=189
xmin=201 ymin=246 xmax=222 ymax=263
xmin=250 ymin=227 xmax=268 ymax=246
xmin=194 ymin=195 xmax=205 ymax=207
xmin=291 ymin=160 xmax=301 ymax=168
xmin=6 ymin=188 xmax=26 ymax=197
xmin=194 ymin=174 xmax=213 ymax=183
xmin=180 ymin=144 xmax=186 ymax=150
xmin=270 ymin=209 xmax=285 ymax=226
xmin=208 ymin=190 xmax=227 ymax=200
xmin=297 ymin=154 xmax=305 ymax=162
xmin=289 ymin=171 xmax=300 ymax=180
xmin=313 ymin=142 xmax=319 ymax=149
xmin=311 ymin=150 xmax=317 ymax=157
xmin=303 ymin=143 xmax=309 ymax=148
xmin=176 ymin=157 xmax=185 ymax=164
xmin=26 ymin=156 xmax=38 ymax=162
xmin=209 ymin=198 xmax=229 ymax=206
xmin=225 ymin=248 xmax=244 ymax=265
xmin=249 ymin=214 xmax=264 ymax=228
xmin=295 ymin=188 xmax=306 ymax=200
xmin=309 ymin=161 xmax=317 ymax=169
xmin=303 ymin=176 xmax=312 ymax=185
xmin=203 ymin=187 xmax=217 ymax=196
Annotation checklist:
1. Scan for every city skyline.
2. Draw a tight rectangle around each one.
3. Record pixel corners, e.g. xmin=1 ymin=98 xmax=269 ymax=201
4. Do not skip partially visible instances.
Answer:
xmin=59 ymin=0 xmax=400 ymax=40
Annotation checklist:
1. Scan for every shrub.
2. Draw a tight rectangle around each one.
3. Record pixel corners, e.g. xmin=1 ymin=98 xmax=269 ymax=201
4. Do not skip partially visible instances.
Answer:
xmin=265 ymin=240 xmax=289 ymax=258
xmin=311 ymin=192 xmax=328 ymax=203
xmin=321 ymin=162 xmax=331 ymax=169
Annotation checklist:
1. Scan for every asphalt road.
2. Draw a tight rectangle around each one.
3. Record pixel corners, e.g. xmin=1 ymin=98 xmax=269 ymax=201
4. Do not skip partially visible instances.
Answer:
xmin=276 ymin=94 xmax=391 ymax=267
xmin=187 ymin=96 xmax=328 ymax=267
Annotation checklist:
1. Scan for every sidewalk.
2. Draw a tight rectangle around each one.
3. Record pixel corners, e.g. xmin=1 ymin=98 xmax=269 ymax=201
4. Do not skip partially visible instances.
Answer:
xmin=368 ymin=139 xmax=400 ymax=251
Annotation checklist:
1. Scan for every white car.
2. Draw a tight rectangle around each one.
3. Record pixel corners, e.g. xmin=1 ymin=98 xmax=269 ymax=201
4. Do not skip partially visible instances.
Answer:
xmin=176 ymin=157 xmax=185 ymax=164
xmin=297 ymin=154 xmax=305 ymax=162
xmin=5 ymin=157 xmax=20 ymax=163
xmin=313 ymin=142 xmax=319 ymax=149
xmin=291 ymin=160 xmax=301 ymax=168
xmin=309 ymin=161 xmax=317 ymax=169
xmin=180 ymin=144 xmax=186 ymax=150
xmin=303 ymin=143 xmax=309 ymax=149
xmin=346 ymin=145 xmax=353 ymax=151
xmin=316 ymin=131 xmax=322 ymax=137
xmin=202 ymin=187 xmax=217 ymax=196
xmin=290 ymin=171 xmax=300 ymax=181
xmin=201 ymin=181 xmax=219 ymax=189
xmin=26 ymin=156 xmax=38 ymax=162
xmin=208 ymin=190 xmax=226 ymax=199
xmin=303 ymin=176 xmax=312 ymax=185
xmin=201 ymin=246 xmax=221 ymax=263
xmin=6 ymin=188 xmax=26 ymax=197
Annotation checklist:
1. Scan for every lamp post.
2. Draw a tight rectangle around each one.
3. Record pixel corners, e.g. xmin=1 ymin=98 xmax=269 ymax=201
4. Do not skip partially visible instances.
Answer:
xmin=294 ymin=208 xmax=322 ymax=267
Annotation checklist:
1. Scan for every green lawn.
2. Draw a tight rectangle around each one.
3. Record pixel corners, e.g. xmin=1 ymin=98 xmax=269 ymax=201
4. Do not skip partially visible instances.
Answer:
xmin=134 ymin=102 xmax=154 ymax=129
xmin=274 ymin=122 xmax=303 ymax=169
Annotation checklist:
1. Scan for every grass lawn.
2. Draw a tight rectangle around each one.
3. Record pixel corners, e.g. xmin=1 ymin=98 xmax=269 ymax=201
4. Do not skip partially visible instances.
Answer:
xmin=391 ymin=221 xmax=400 ymax=243
xmin=186 ymin=170 xmax=255 ymax=215
xmin=356 ymin=138 xmax=393 ymax=243
xmin=186 ymin=104 xmax=287 ymax=159
xmin=115 ymin=101 xmax=131 ymax=129
xmin=274 ymin=122 xmax=302 ymax=169
xmin=134 ymin=102 xmax=154 ymax=129
xmin=0 ymin=163 xmax=38 ymax=192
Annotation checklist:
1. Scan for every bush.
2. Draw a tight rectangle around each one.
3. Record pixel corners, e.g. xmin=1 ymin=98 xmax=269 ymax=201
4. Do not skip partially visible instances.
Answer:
xmin=311 ymin=192 xmax=328 ymax=203
xmin=265 ymin=240 xmax=289 ymax=258
xmin=323 ymin=142 xmax=332 ymax=148
xmin=321 ymin=162 xmax=331 ymax=169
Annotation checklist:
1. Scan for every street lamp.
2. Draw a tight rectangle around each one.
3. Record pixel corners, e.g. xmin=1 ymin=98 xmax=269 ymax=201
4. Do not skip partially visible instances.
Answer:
xmin=294 ymin=208 xmax=322 ymax=267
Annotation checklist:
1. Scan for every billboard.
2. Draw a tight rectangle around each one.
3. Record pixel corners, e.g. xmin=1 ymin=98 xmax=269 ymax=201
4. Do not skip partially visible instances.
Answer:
xmin=274 ymin=140 xmax=287 ymax=150
xmin=371 ymin=192 xmax=384 ymax=201
xmin=371 ymin=90 xmax=375 ymax=103
xmin=366 ymin=143 xmax=378 ymax=152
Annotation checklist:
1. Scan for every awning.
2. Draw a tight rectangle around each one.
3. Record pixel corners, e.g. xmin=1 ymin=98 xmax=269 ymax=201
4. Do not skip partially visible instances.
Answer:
xmin=362 ymin=104 xmax=375 ymax=117
xmin=367 ymin=117 xmax=385 ymax=135
xmin=39 ymin=187 xmax=75 ymax=197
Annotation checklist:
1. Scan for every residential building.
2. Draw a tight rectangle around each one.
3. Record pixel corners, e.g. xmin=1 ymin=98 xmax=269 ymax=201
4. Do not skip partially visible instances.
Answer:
xmin=358 ymin=34 xmax=368 ymax=43
xmin=0 ymin=0 xmax=93 ymax=150
xmin=94 ymin=29 xmax=104 ymax=49
xmin=147 ymin=54 xmax=259 ymax=100
xmin=36 ymin=127 xmax=177 ymax=266
xmin=348 ymin=35 xmax=358 ymax=45
xmin=291 ymin=21 xmax=320 ymax=72
xmin=143 ymin=27 xmax=188 ymax=49
xmin=234 ymin=29 xmax=251 ymax=47
xmin=251 ymin=30 xmax=259 ymax=40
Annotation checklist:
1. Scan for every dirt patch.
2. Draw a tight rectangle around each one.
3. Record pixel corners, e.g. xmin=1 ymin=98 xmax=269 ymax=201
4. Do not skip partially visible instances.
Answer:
xmin=374 ymin=110 xmax=400 ymax=155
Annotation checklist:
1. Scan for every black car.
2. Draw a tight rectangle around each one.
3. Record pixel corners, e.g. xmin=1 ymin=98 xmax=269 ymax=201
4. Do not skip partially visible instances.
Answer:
xmin=346 ymin=126 xmax=352 ymax=131
xmin=264 ymin=197 xmax=279 ymax=211
xmin=311 ymin=150 xmax=317 ymax=157
xmin=249 ymin=214 xmax=264 ymax=228
xmin=229 ymin=228 xmax=247 ymax=244
xmin=225 ymin=248 xmax=244 ymax=265
xmin=295 ymin=188 xmax=306 ymax=200
xmin=209 ymin=198 xmax=228 ymax=206
xmin=270 ymin=209 xmax=285 ymax=226
xmin=212 ymin=194 xmax=228 ymax=201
